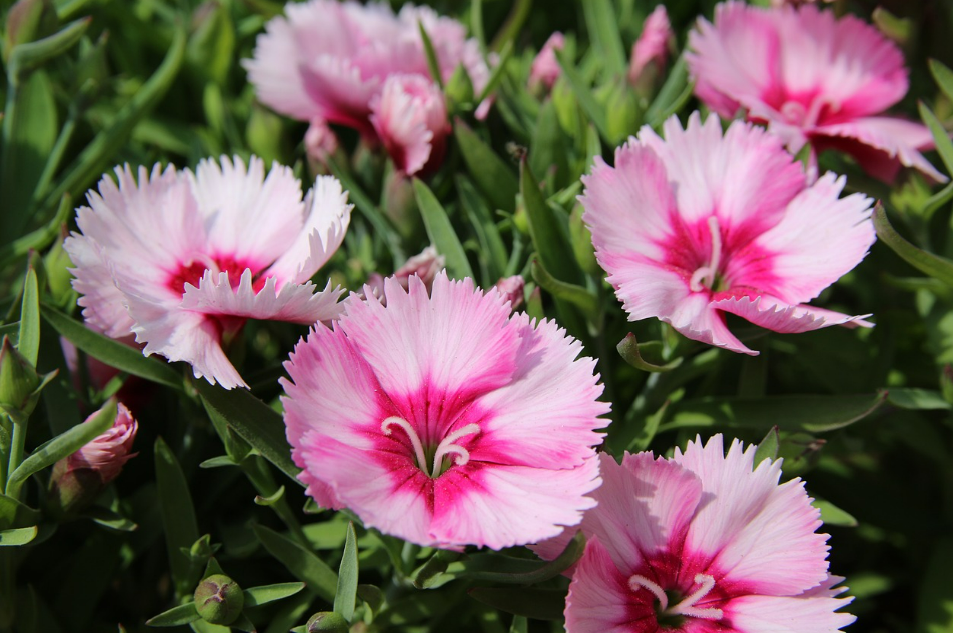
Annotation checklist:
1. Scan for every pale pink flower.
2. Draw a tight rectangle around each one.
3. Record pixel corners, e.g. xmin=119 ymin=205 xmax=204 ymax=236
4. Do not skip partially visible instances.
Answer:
xmin=581 ymin=113 xmax=875 ymax=355
xmin=281 ymin=272 xmax=609 ymax=549
xmin=544 ymin=435 xmax=855 ymax=633
xmin=494 ymin=275 xmax=525 ymax=310
xmin=772 ymin=0 xmax=834 ymax=6
xmin=688 ymin=1 xmax=944 ymax=183
xmin=304 ymin=117 xmax=339 ymax=169
xmin=370 ymin=74 xmax=450 ymax=176
xmin=529 ymin=32 xmax=565 ymax=92
xmin=244 ymin=0 xmax=491 ymax=140
xmin=364 ymin=245 xmax=446 ymax=303
xmin=66 ymin=156 xmax=351 ymax=389
xmin=628 ymin=6 xmax=673 ymax=88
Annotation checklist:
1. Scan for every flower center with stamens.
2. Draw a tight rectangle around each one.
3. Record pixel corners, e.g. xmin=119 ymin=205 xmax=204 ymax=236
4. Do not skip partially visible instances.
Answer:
xmin=381 ymin=416 xmax=480 ymax=479
xmin=689 ymin=216 xmax=725 ymax=293
xmin=167 ymin=254 xmax=268 ymax=294
xmin=628 ymin=573 xmax=724 ymax=628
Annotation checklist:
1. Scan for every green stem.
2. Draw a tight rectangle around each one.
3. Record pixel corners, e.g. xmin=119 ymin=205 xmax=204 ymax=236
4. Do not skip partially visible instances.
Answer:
xmin=239 ymin=457 xmax=310 ymax=548
xmin=0 ymin=416 xmax=10 ymax=493
xmin=4 ymin=412 xmax=28 ymax=499
xmin=0 ymin=549 xmax=15 ymax=632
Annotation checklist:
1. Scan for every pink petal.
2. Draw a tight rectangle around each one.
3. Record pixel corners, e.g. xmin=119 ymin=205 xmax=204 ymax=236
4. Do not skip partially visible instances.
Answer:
xmin=180 ymin=270 xmax=345 ymax=325
xmin=66 ymin=237 xmax=135 ymax=339
xmin=746 ymin=172 xmax=875 ymax=304
xmin=529 ymin=32 xmax=565 ymax=90
xmin=629 ymin=6 xmax=672 ymax=85
xmin=370 ymin=74 xmax=449 ymax=175
xmin=727 ymin=593 xmax=856 ymax=633
xmin=713 ymin=294 xmax=872 ymax=333
xmin=812 ymin=117 xmax=948 ymax=183
xmin=565 ymin=538 xmax=645 ymax=633
xmin=339 ymin=273 xmax=520 ymax=398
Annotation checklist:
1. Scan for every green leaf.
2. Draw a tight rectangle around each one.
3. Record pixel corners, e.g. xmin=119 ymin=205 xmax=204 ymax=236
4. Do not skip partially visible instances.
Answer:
xmin=41 ymin=305 xmax=183 ymax=389
xmin=510 ymin=616 xmax=528 ymax=633
xmin=18 ymin=266 xmax=40 ymax=366
xmin=468 ymin=587 xmax=565 ymax=621
xmin=194 ymin=380 xmax=300 ymax=484
xmin=520 ymin=160 xmax=583 ymax=285
xmin=873 ymin=205 xmax=953 ymax=286
xmin=0 ymin=493 xmax=40 ymax=531
xmin=582 ymin=0 xmax=626 ymax=76
xmin=645 ymin=56 xmax=693 ymax=127
xmin=919 ymin=102 xmax=953 ymax=176
xmin=243 ymin=582 xmax=305 ymax=608
xmin=813 ymin=499 xmax=858 ymax=528
xmin=530 ymin=259 xmax=597 ymax=319
xmin=454 ymin=120 xmax=519 ymax=213
xmin=456 ymin=175 xmax=507 ymax=282
xmin=6 ymin=399 xmax=117 ymax=496
xmin=555 ymin=49 xmax=609 ymax=143
xmin=752 ymin=426 xmax=780 ymax=467
xmin=658 ymin=392 xmax=887 ymax=434
xmin=253 ymin=524 xmax=337 ymax=602
xmin=617 ymin=333 xmax=682 ymax=372
xmin=199 ymin=456 xmax=238 ymax=469
xmin=254 ymin=486 xmax=285 ymax=506
xmin=413 ymin=178 xmax=474 ymax=279
xmin=0 ymin=193 xmax=71 ymax=268
xmin=155 ymin=436 xmax=201 ymax=597
xmin=7 ymin=17 xmax=90 ymax=81
xmin=488 ymin=0 xmax=531 ymax=53
xmin=334 ymin=522 xmax=359 ymax=622
xmin=887 ymin=388 xmax=952 ymax=410
xmin=529 ymin=98 xmax=569 ymax=189
xmin=0 ymin=525 xmax=38 ymax=546
xmin=417 ymin=20 xmax=443 ymax=89
xmin=475 ymin=40 xmax=513 ymax=105
xmin=930 ymin=59 xmax=953 ymax=107
xmin=451 ymin=531 xmax=585 ymax=585
xmin=918 ymin=537 xmax=953 ymax=633
xmin=145 ymin=603 xmax=201 ymax=627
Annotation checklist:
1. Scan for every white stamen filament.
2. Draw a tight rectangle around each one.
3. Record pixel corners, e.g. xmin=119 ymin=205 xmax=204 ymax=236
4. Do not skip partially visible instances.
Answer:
xmin=381 ymin=417 xmax=480 ymax=478
xmin=689 ymin=216 xmax=723 ymax=293
xmin=628 ymin=572 xmax=723 ymax=622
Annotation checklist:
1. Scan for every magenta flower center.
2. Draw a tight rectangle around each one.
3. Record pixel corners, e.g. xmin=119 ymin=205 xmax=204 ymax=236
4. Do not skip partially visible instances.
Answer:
xmin=688 ymin=216 xmax=725 ymax=293
xmin=628 ymin=572 xmax=724 ymax=626
xmin=381 ymin=416 xmax=481 ymax=478
xmin=167 ymin=254 xmax=267 ymax=294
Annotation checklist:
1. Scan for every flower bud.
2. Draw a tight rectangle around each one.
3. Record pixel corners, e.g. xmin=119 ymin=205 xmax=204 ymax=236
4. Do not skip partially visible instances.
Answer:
xmin=4 ymin=0 xmax=57 ymax=62
xmin=193 ymin=574 xmax=244 ymax=625
xmin=306 ymin=612 xmax=349 ymax=633
xmin=529 ymin=32 xmax=565 ymax=94
xmin=305 ymin=117 xmax=339 ymax=175
xmin=394 ymin=246 xmax=445 ymax=289
xmin=604 ymin=79 xmax=640 ymax=144
xmin=44 ymin=229 xmax=75 ymax=307
xmin=627 ymin=5 xmax=674 ymax=96
xmin=494 ymin=276 xmax=525 ymax=311
xmin=370 ymin=74 xmax=450 ymax=176
xmin=0 ymin=336 xmax=41 ymax=416
xmin=444 ymin=63 xmax=474 ymax=114
xmin=48 ymin=402 xmax=138 ymax=515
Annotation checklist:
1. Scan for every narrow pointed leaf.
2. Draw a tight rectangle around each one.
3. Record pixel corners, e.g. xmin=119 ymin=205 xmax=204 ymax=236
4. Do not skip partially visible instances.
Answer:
xmin=451 ymin=532 xmax=585 ymax=585
xmin=7 ymin=18 xmax=91 ymax=80
xmin=243 ymin=582 xmax=305 ymax=608
xmin=930 ymin=59 xmax=953 ymax=109
xmin=887 ymin=388 xmax=951 ymax=410
xmin=753 ymin=426 xmax=780 ymax=467
xmin=873 ymin=205 xmax=953 ymax=286
xmin=19 ymin=267 xmax=40 ymax=366
xmin=413 ymin=179 xmax=474 ymax=279
xmin=645 ymin=56 xmax=693 ymax=127
xmin=417 ymin=21 xmax=443 ymax=89
xmin=582 ymin=0 xmax=626 ymax=75
xmin=475 ymin=40 xmax=512 ymax=105
xmin=0 ymin=525 xmax=38 ymax=546
xmin=510 ymin=616 xmax=528 ymax=633
xmin=919 ymin=101 xmax=953 ymax=175
xmin=155 ymin=436 xmax=201 ymax=597
xmin=617 ymin=333 xmax=682 ymax=372
xmin=41 ymin=305 xmax=183 ymax=389
xmin=457 ymin=175 xmax=507 ymax=282
xmin=253 ymin=524 xmax=337 ymax=602
xmin=520 ymin=161 xmax=583 ymax=285
xmin=454 ymin=120 xmax=518 ymax=213
xmin=334 ymin=522 xmax=359 ymax=622
xmin=468 ymin=587 xmax=565 ymax=621
xmin=254 ymin=486 xmax=285 ymax=506
xmin=530 ymin=259 xmax=597 ymax=318
xmin=0 ymin=193 xmax=72 ymax=267
xmin=555 ymin=48 xmax=609 ymax=142
xmin=489 ymin=0 xmax=531 ymax=53
xmin=145 ymin=603 xmax=201 ymax=627
xmin=813 ymin=499 xmax=858 ymax=527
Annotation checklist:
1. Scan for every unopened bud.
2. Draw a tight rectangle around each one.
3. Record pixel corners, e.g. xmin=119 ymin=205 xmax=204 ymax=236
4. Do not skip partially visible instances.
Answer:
xmin=194 ymin=574 xmax=244 ymax=625
xmin=528 ymin=32 xmax=565 ymax=95
xmin=44 ymin=229 xmax=75 ymax=307
xmin=0 ymin=336 xmax=41 ymax=415
xmin=306 ymin=612 xmax=349 ymax=633
xmin=604 ymin=80 xmax=640 ymax=144
xmin=494 ymin=276 xmax=525 ymax=310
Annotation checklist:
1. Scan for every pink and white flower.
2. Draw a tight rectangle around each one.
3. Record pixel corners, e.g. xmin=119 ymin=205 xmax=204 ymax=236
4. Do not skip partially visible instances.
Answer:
xmin=529 ymin=32 xmax=565 ymax=92
xmin=304 ymin=116 xmax=339 ymax=171
xmin=687 ymin=1 xmax=944 ymax=183
xmin=370 ymin=74 xmax=450 ymax=176
xmin=66 ymin=156 xmax=351 ymax=389
xmin=245 ymin=0 xmax=490 ymax=141
xmin=540 ymin=435 xmax=854 ymax=633
xmin=281 ymin=272 xmax=609 ymax=549
xmin=581 ymin=113 xmax=875 ymax=355
xmin=628 ymin=6 xmax=673 ymax=89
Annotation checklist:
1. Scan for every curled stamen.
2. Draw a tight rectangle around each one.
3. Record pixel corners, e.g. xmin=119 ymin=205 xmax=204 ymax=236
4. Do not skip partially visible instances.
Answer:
xmin=628 ymin=574 xmax=669 ymax=611
xmin=668 ymin=574 xmax=723 ymax=621
xmin=431 ymin=423 xmax=480 ymax=476
xmin=382 ymin=416 xmax=430 ymax=477
xmin=689 ymin=216 xmax=724 ymax=293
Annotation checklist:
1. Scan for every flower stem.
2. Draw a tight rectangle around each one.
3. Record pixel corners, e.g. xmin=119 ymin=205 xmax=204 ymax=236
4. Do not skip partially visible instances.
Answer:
xmin=4 ymin=412 xmax=28 ymax=499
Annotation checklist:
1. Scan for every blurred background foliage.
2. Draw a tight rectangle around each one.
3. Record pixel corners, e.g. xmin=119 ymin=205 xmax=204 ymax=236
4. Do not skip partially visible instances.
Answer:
xmin=2 ymin=0 xmax=953 ymax=632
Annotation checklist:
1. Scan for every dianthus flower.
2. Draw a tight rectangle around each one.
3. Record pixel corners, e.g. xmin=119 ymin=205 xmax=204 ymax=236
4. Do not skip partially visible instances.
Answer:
xmin=529 ymin=32 xmax=565 ymax=92
xmin=628 ymin=6 xmax=673 ymax=90
xmin=536 ymin=435 xmax=854 ymax=633
xmin=582 ymin=113 xmax=875 ymax=355
xmin=281 ymin=273 xmax=609 ymax=549
xmin=66 ymin=156 xmax=351 ymax=389
xmin=687 ymin=1 xmax=943 ymax=183
xmin=245 ymin=0 xmax=489 ymax=174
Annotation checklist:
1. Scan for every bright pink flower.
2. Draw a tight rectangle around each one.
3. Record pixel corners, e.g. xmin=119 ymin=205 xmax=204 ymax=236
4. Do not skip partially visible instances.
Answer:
xmin=581 ymin=113 xmax=875 ymax=355
xmin=529 ymin=32 xmax=565 ymax=92
xmin=281 ymin=272 xmax=609 ymax=549
xmin=370 ymin=74 xmax=450 ymax=176
xmin=687 ymin=1 xmax=944 ymax=183
xmin=539 ymin=435 xmax=854 ymax=633
xmin=244 ymin=0 xmax=490 ymax=139
xmin=66 ymin=157 xmax=351 ymax=389
xmin=628 ymin=6 xmax=672 ymax=88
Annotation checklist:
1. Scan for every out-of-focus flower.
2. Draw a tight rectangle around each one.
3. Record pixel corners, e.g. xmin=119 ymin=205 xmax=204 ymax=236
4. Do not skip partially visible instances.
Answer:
xmin=582 ymin=113 xmax=875 ymax=355
xmin=49 ymin=402 xmax=138 ymax=514
xmin=244 ymin=0 xmax=490 ymax=143
xmin=628 ymin=6 xmax=673 ymax=90
xmin=370 ymin=74 xmax=450 ymax=176
xmin=282 ymin=272 xmax=609 ymax=549
xmin=688 ymin=1 xmax=944 ymax=183
xmin=529 ymin=32 xmax=565 ymax=93
xmin=494 ymin=275 xmax=525 ymax=310
xmin=65 ymin=157 xmax=352 ymax=389
xmin=771 ymin=0 xmax=834 ymax=6
xmin=364 ymin=245 xmax=446 ymax=303
xmin=539 ymin=435 xmax=855 ymax=633
xmin=304 ymin=117 xmax=339 ymax=172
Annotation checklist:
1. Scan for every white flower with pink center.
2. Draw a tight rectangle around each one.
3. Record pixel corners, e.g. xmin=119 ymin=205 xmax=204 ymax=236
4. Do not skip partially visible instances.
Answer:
xmin=66 ymin=156 xmax=351 ymax=389
xmin=281 ymin=272 xmax=610 ymax=549
xmin=687 ymin=1 xmax=945 ymax=183
xmin=537 ymin=435 xmax=854 ymax=633
xmin=581 ymin=113 xmax=875 ymax=355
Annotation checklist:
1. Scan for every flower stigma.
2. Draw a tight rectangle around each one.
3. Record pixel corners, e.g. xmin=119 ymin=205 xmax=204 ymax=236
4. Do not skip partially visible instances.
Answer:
xmin=381 ymin=416 xmax=480 ymax=478
xmin=628 ymin=572 xmax=724 ymax=625
xmin=689 ymin=215 xmax=724 ymax=293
